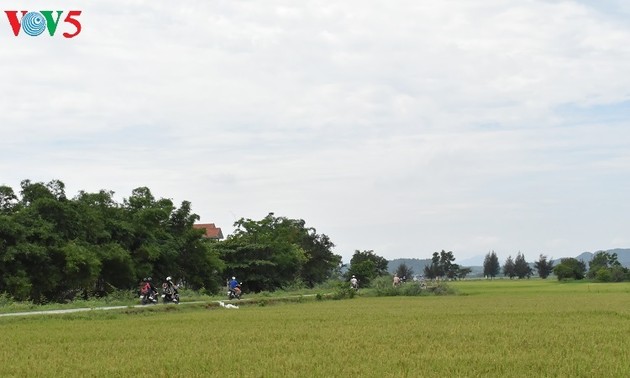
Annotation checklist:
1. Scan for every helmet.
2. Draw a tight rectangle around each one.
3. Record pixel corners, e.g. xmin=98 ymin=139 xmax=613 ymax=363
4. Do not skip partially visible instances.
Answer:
xmin=166 ymin=276 xmax=172 ymax=282
xmin=352 ymin=275 xmax=355 ymax=278
xmin=232 ymin=276 xmax=235 ymax=280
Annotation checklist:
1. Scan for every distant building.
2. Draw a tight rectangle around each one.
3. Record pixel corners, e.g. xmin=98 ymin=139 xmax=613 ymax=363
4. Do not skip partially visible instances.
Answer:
xmin=193 ymin=223 xmax=224 ymax=240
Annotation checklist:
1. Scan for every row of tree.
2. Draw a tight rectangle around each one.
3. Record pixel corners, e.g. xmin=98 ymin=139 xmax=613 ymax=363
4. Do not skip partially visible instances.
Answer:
xmin=482 ymin=250 xmax=629 ymax=281
xmin=4 ymin=179 xmax=627 ymax=303
xmin=0 ymin=180 xmax=343 ymax=302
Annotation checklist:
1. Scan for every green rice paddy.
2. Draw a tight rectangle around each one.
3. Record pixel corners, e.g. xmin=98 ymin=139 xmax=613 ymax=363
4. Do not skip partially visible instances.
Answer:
xmin=1 ymin=280 xmax=629 ymax=377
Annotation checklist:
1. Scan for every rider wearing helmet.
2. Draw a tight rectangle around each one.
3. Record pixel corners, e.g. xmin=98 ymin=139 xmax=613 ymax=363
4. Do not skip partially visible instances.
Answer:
xmin=228 ymin=276 xmax=241 ymax=297
xmin=141 ymin=277 xmax=158 ymax=303
xmin=163 ymin=276 xmax=179 ymax=303
xmin=350 ymin=275 xmax=358 ymax=290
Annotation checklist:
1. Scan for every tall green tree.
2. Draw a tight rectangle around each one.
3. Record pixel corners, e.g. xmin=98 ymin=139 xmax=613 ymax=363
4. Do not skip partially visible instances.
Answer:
xmin=514 ymin=252 xmax=532 ymax=279
xmin=346 ymin=250 xmax=388 ymax=286
xmin=424 ymin=252 xmax=442 ymax=280
xmin=0 ymin=179 xmax=224 ymax=301
xmin=534 ymin=254 xmax=554 ymax=279
xmin=553 ymin=258 xmax=586 ymax=280
xmin=483 ymin=251 xmax=500 ymax=279
xmin=503 ymin=256 xmax=516 ymax=279
xmin=218 ymin=213 xmax=339 ymax=291
xmin=587 ymin=251 xmax=620 ymax=279
xmin=440 ymin=250 xmax=460 ymax=280
xmin=395 ymin=263 xmax=414 ymax=281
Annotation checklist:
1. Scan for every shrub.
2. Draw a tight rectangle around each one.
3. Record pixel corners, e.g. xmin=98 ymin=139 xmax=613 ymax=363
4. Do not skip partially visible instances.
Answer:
xmin=331 ymin=281 xmax=356 ymax=300
xmin=595 ymin=268 xmax=612 ymax=282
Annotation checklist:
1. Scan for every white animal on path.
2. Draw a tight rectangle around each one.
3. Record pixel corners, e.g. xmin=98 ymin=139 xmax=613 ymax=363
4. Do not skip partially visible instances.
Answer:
xmin=217 ymin=301 xmax=238 ymax=309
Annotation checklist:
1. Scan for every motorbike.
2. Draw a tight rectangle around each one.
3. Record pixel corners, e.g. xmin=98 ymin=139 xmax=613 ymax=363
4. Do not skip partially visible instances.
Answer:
xmin=140 ymin=290 xmax=159 ymax=305
xmin=227 ymin=285 xmax=242 ymax=300
xmin=161 ymin=283 xmax=180 ymax=304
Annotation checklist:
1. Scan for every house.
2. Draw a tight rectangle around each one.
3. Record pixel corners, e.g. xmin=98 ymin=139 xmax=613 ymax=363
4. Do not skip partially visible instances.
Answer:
xmin=193 ymin=223 xmax=224 ymax=240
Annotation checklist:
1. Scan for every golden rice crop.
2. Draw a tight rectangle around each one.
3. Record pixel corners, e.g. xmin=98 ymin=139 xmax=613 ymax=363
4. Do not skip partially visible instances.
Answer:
xmin=0 ymin=280 xmax=629 ymax=377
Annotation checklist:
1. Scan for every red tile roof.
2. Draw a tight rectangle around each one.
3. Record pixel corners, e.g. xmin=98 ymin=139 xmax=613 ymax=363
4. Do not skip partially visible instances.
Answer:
xmin=193 ymin=223 xmax=224 ymax=240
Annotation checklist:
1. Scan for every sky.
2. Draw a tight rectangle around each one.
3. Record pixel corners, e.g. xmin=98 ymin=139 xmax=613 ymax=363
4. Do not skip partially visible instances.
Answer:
xmin=1 ymin=1 xmax=629 ymax=265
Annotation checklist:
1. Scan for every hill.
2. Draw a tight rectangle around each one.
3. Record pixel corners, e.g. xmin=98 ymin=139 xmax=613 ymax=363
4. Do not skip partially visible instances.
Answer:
xmin=387 ymin=248 xmax=630 ymax=278
xmin=560 ymin=248 xmax=630 ymax=267
xmin=387 ymin=258 xmax=431 ymax=275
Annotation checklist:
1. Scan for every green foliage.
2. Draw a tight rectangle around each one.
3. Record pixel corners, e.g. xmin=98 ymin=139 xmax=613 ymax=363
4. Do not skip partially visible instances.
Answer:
xmin=483 ymin=250 xmax=500 ymax=278
xmin=514 ymin=252 xmax=532 ymax=279
xmin=331 ymin=280 xmax=356 ymax=300
xmin=346 ymin=250 xmax=388 ymax=286
xmin=553 ymin=258 xmax=587 ymax=280
xmin=595 ymin=267 xmax=612 ymax=282
xmin=503 ymin=255 xmax=516 ymax=279
xmin=457 ymin=267 xmax=472 ymax=279
xmin=534 ymin=254 xmax=554 ymax=279
xmin=218 ymin=213 xmax=341 ymax=292
xmin=395 ymin=263 xmax=414 ymax=280
xmin=587 ymin=251 xmax=625 ymax=282
xmin=0 ymin=179 xmax=224 ymax=302
xmin=370 ymin=275 xmax=455 ymax=297
xmin=424 ymin=250 xmax=460 ymax=280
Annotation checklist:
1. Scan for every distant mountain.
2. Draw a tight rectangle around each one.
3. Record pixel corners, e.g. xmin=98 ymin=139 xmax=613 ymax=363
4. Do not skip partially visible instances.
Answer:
xmin=558 ymin=248 xmax=630 ymax=267
xmin=387 ymin=248 xmax=630 ymax=278
xmin=387 ymin=258 xmax=431 ymax=275
xmin=459 ymin=255 xmax=486 ymax=266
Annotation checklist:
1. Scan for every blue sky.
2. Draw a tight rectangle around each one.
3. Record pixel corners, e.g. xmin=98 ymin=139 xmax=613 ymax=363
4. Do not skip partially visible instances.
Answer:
xmin=1 ymin=0 xmax=629 ymax=265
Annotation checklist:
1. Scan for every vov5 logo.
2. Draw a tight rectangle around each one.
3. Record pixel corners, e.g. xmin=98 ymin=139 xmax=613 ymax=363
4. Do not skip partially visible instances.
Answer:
xmin=5 ymin=10 xmax=82 ymax=38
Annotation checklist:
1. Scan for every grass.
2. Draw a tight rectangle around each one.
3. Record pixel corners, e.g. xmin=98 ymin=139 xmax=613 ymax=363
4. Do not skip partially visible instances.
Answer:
xmin=1 ymin=280 xmax=629 ymax=377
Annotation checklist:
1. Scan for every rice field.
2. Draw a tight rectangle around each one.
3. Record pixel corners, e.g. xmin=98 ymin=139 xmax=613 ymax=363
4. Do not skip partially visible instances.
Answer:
xmin=1 ymin=280 xmax=629 ymax=377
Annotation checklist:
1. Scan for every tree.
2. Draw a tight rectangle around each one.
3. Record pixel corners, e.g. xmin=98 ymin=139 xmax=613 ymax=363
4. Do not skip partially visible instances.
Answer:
xmin=440 ymin=250 xmax=460 ymax=280
xmin=514 ymin=252 xmax=532 ymax=279
xmin=587 ymin=251 xmax=620 ymax=279
xmin=220 ymin=213 xmax=341 ymax=291
xmin=423 ymin=250 xmax=461 ymax=280
xmin=395 ymin=263 xmax=414 ymax=281
xmin=0 ymin=180 xmax=225 ymax=301
xmin=424 ymin=252 xmax=442 ymax=280
xmin=0 ymin=185 xmax=18 ymax=213
xmin=347 ymin=250 xmax=388 ymax=286
xmin=534 ymin=254 xmax=554 ymax=279
xmin=483 ymin=251 xmax=500 ymax=279
xmin=457 ymin=267 xmax=472 ymax=279
xmin=553 ymin=258 xmax=586 ymax=280
xmin=503 ymin=256 xmax=516 ymax=279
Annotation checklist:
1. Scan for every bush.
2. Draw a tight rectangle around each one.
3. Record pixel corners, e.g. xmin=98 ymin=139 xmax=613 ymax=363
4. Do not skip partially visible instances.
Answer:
xmin=331 ymin=281 xmax=356 ymax=300
xmin=610 ymin=266 xmax=629 ymax=282
xmin=371 ymin=276 xmax=400 ymax=296
xmin=370 ymin=276 xmax=455 ymax=297
xmin=595 ymin=268 xmax=612 ymax=282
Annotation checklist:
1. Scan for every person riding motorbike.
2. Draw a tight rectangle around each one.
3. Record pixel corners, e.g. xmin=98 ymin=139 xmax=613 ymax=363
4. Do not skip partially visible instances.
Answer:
xmin=140 ymin=277 xmax=158 ymax=304
xmin=350 ymin=275 xmax=359 ymax=290
xmin=162 ymin=276 xmax=179 ymax=303
xmin=228 ymin=276 xmax=241 ymax=299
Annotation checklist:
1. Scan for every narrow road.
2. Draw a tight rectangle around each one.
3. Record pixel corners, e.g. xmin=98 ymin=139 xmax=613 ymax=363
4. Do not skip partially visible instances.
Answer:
xmin=0 ymin=293 xmax=321 ymax=318
xmin=0 ymin=301 xmax=206 ymax=318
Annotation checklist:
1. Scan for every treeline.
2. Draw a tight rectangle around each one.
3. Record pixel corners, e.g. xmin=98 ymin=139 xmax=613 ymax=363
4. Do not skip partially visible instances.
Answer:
xmin=482 ymin=250 xmax=630 ymax=281
xmin=0 ymin=180 xmax=342 ymax=302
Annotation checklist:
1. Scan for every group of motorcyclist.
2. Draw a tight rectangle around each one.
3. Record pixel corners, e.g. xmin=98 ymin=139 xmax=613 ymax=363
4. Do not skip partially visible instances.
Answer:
xmin=139 ymin=275 xmax=244 ymax=304
xmin=139 ymin=276 xmax=179 ymax=304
